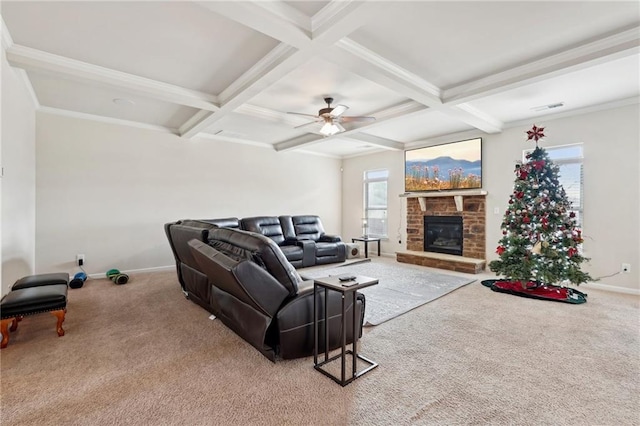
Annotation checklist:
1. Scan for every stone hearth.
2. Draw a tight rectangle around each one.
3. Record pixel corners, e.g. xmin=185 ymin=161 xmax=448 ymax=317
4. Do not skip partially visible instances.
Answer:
xmin=397 ymin=192 xmax=487 ymax=274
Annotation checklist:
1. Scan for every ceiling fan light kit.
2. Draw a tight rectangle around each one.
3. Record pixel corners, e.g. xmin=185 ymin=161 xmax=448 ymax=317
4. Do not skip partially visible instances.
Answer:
xmin=320 ymin=122 xmax=342 ymax=136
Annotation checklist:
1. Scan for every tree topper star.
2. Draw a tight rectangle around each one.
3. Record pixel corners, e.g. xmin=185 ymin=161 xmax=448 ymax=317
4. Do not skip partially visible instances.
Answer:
xmin=526 ymin=125 xmax=545 ymax=144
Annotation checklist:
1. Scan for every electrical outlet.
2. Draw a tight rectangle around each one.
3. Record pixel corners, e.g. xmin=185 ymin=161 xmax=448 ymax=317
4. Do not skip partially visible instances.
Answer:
xmin=76 ymin=254 xmax=85 ymax=267
xmin=493 ymin=207 xmax=500 ymax=215
xmin=621 ymin=263 xmax=631 ymax=273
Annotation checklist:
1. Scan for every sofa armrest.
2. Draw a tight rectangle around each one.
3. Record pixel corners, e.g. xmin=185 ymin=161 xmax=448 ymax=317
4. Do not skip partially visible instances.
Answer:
xmin=319 ymin=234 xmax=342 ymax=243
xmin=276 ymin=284 xmax=365 ymax=359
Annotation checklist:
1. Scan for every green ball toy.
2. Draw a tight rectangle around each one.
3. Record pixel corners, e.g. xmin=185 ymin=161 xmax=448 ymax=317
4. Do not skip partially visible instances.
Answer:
xmin=106 ymin=268 xmax=129 ymax=285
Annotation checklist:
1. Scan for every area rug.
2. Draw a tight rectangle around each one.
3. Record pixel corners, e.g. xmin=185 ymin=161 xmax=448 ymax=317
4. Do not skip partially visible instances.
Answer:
xmin=301 ymin=260 xmax=476 ymax=326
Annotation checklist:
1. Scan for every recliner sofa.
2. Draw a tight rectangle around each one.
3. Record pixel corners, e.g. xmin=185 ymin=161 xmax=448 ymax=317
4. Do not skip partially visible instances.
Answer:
xmin=167 ymin=215 xmax=346 ymax=268
xmin=240 ymin=215 xmax=346 ymax=267
xmin=165 ymin=224 xmax=365 ymax=361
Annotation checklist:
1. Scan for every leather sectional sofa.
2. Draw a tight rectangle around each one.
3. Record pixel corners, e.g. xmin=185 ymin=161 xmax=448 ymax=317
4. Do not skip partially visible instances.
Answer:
xmin=164 ymin=221 xmax=365 ymax=361
xmin=195 ymin=215 xmax=346 ymax=268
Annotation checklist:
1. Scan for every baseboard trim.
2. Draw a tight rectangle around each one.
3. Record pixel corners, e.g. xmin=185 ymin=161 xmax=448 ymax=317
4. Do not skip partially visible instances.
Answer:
xmin=580 ymin=282 xmax=639 ymax=296
xmin=86 ymin=265 xmax=174 ymax=280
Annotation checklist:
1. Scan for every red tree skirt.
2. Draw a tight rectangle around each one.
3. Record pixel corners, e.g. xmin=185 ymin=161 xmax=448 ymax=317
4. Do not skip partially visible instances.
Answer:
xmin=481 ymin=280 xmax=587 ymax=304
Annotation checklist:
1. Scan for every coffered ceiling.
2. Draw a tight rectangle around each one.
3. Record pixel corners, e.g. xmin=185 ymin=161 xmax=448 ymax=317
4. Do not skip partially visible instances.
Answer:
xmin=2 ymin=1 xmax=639 ymax=158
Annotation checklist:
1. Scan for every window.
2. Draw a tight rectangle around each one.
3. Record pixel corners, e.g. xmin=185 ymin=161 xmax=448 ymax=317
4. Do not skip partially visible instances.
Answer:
xmin=364 ymin=169 xmax=388 ymax=237
xmin=524 ymin=144 xmax=584 ymax=225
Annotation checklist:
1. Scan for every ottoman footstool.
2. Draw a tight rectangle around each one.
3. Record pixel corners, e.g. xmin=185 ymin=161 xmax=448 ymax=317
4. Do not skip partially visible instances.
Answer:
xmin=0 ymin=284 xmax=68 ymax=349
xmin=12 ymin=272 xmax=69 ymax=290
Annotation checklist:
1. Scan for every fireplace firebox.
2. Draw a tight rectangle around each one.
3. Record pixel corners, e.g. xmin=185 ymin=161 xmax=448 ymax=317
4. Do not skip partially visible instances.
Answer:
xmin=424 ymin=216 xmax=463 ymax=256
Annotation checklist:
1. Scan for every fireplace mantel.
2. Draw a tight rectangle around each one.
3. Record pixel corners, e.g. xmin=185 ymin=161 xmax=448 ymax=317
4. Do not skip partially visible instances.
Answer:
xmin=400 ymin=190 xmax=488 ymax=212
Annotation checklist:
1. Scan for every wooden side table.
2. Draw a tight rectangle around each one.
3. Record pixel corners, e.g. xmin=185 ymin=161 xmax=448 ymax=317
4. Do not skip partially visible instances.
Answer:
xmin=351 ymin=237 xmax=381 ymax=258
xmin=313 ymin=275 xmax=379 ymax=386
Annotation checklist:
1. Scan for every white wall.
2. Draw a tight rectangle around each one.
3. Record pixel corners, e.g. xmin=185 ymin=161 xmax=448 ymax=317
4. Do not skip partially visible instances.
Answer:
xmin=342 ymin=104 xmax=640 ymax=292
xmin=1 ymin=47 xmax=36 ymax=295
xmin=35 ymin=113 xmax=343 ymax=275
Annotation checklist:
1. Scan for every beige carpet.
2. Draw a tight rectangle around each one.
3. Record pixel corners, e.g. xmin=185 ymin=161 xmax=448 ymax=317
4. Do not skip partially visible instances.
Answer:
xmin=1 ymin=258 xmax=638 ymax=425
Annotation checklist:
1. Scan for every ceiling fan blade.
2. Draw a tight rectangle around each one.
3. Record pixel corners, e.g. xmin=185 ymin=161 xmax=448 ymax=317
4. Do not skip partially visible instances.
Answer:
xmin=330 ymin=104 xmax=349 ymax=117
xmin=335 ymin=122 xmax=346 ymax=132
xmin=340 ymin=116 xmax=376 ymax=123
xmin=294 ymin=120 xmax=320 ymax=129
xmin=287 ymin=112 xmax=319 ymax=118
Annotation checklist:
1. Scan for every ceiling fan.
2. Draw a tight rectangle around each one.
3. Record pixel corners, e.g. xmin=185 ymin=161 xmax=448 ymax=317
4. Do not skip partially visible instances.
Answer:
xmin=287 ymin=97 xmax=376 ymax=136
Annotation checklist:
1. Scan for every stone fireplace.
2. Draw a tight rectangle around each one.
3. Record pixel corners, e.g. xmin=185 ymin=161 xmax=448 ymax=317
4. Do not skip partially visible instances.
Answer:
xmin=397 ymin=191 xmax=487 ymax=274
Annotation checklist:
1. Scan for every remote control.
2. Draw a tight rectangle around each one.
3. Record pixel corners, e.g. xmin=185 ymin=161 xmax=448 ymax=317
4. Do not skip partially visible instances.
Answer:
xmin=338 ymin=275 xmax=356 ymax=282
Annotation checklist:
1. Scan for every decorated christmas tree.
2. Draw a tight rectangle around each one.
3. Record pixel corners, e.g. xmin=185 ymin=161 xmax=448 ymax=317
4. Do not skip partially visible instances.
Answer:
xmin=489 ymin=125 xmax=593 ymax=288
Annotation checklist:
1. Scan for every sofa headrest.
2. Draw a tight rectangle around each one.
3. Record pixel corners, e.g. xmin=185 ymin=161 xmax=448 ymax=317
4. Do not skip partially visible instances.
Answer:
xmin=208 ymin=228 xmax=302 ymax=296
xmin=240 ymin=216 xmax=286 ymax=245
xmin=177 ymin=219 xmax=219 ymax=229
xmin=200 ymin=217 xmax=240 ymax=228
xmin=168 ymin=224 xmax=211 ymax=270
xmin=291 ymin=215 xmax=325 ymax=241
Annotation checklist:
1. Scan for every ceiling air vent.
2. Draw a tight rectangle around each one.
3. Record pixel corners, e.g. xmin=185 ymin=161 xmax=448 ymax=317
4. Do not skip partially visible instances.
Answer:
xmin=531 ymin=102 xmax=565 ymax=112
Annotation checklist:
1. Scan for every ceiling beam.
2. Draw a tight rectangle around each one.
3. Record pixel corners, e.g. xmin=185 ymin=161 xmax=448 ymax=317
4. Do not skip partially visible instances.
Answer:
xmin=195 ymin=1 xmax=311 ymax=49
xmin=341 ymin=133 xmax=404 ymax=151
xmin=443 ymin=25 xmax=640 ymax=105
xmin=179 ymin=43 xmax=307 ymax=137
xmin=447 ymin=103 xmax=503 ymax=134
xmin=179 ymin=1 xmax=382 ymax=138
xmin=330 ymin=38 xmax=442 ymax=107
xmin=323 ymin=40 xmax=503 ymax=133
xmin=5 ymin=44 xmax=220 ymax=112
xmin=235 ymin=103 xmax=315 ymax=129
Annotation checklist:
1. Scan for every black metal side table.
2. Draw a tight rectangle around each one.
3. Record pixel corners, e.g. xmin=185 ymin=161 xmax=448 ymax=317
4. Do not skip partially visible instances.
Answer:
xmin=351 ymin=237 xmax=381 ymax=258
xmin=313 ymin=275 xmax=379 ymax=386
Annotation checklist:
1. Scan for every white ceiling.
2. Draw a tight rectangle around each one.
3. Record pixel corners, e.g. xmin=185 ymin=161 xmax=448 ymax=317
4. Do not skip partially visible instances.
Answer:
xmin=2 ymin=1 xmax=639 ymax=158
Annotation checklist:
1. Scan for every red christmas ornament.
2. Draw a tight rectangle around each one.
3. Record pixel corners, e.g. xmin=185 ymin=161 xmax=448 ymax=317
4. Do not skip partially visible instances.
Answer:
xmin=568 ymin=247 xmax=578 ymax=257
xmin=569 ymin=212 xmax=576 ymax=218
xmin=526 ymin=124 xmax=545 ymax=142
xmin=516 ymin=191 xmax=524 ymax=199
xmin=523 ymin=216 xmax=531 ymax=224
xmin=496 ymin=246 xmax=506 ymax=255
xmin=533 ymin=160 xmax=545 ymax=171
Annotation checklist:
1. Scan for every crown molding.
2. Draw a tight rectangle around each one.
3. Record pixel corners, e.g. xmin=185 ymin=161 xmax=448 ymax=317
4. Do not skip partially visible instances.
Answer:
xmin=1 ymin=15 xmax=14 ymax=50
